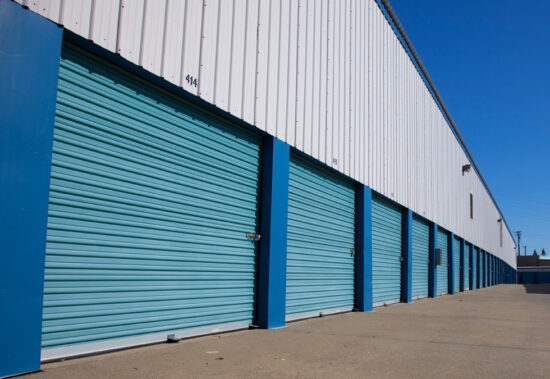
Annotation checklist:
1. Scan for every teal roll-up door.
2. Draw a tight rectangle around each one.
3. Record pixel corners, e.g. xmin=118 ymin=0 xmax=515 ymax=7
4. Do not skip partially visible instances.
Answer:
xmin=42 ymin=44 xmax=261 ymax=359
xmin=286 ymin=154 xmax=355 ymax=319
xmin=372 ymin=196 xmax=402 ymax=306
xmin=464 ymin=242 xmax=470 ymax=290
xmin=453 ymin=236 xmax=461 ymax=292
xmin=411 ymin=216 xmax=429 ymax=299
xmin=437 ymin=229 xmax=449 ymax=295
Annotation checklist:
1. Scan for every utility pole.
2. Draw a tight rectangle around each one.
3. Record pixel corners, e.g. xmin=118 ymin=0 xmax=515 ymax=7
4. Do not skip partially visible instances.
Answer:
xmin=515 ymin=231 xmax=522 ymax=256
xmin=523 ymin=245 xmax=527 ymax=255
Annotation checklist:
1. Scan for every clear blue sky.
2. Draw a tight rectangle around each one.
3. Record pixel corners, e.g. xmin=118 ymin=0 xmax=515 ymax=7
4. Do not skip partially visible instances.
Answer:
xmin=390 ymin=0 xmax=550 ymax=256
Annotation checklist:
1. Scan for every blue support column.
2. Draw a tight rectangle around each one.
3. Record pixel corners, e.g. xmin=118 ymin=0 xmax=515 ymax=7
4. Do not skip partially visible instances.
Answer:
xmin=476 ymin=248 xmax=481 ymax=289
xmin=459 ymin=239 xmax=465 ymax=292
xmin=494 ymin=256 xmax=497 ymax=285
xmin=491 ymin=255 xmax=493 ymax=286
xmin=448 ymin=233 xmax=455 ymax=295
xmin=486 ymin=253 xmax=489 ymax=286
xmin=491 ymin=255 xmax=494 ymax=286
xmin=489 ymin=253 xmax=491 ymax=286
xmin=485 ymin=252 xmax=488 ymax=287
xmin=490 ymin=255 xmax=493 ymax=286
xmin=469 ymin=244 xmax=473 ymax=290
xmin=0 ymin=2 xmax=62 ymax=377
xmin=479 ymin=249 xmax=487 ymax=288
xmin=495 ymin=257 xmax=497 ymax=285
xmin=429 ymin=223 xmax=438 ymax=298
xmin=401 ymin=209 xmax=413 ymax=303
xmin=496 ymin=257 xmax=499 ymax=284
xmin=355 ymin=185 xmax=373 ymax=311
xmin=258 ymin=136 xmax=290 ymax=329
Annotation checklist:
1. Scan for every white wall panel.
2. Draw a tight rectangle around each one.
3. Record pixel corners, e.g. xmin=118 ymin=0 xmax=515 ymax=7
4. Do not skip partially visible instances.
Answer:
xmin=265 ymin=0 xmax=281 ymax=136
xmin=25 ymin=0 xmax=61 ymax=23
xmin=229 ymin=0 xmax=247 ymax=117
xmin=242 ymin=0 xmax=259 ymax=125
xmin=285 ymin=0 xmax=299 ymax=145
xmin=140 ymin=0 xmax=166 ymax=76
xmin=62 ymin=0 xmax=92 ymax=37
xmin=214 ymin=0 xmax=232 ymax=111
xmin=181 ymin=0 xmax=203 ymax=96
xmin=90 ymin=0 xmax=120 ymax=51
xmin=161 ymin=0 xmax=186 ymax=85
xmin=116 ymin=0 xmax=144 ymax=65
xmin=198 ymin=0 xmax=219 ymax=104
xmin=21 ymin=0 xmax=517 ymax=267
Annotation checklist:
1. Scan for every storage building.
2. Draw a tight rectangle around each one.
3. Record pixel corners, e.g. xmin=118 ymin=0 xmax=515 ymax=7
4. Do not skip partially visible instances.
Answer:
xmin=0 ymin=0 xmax=518 ymax=376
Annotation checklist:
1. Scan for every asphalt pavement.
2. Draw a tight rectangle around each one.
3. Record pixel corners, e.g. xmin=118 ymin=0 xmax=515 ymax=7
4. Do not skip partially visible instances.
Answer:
xmin=28 ymin=284 xmax=550 ymax=378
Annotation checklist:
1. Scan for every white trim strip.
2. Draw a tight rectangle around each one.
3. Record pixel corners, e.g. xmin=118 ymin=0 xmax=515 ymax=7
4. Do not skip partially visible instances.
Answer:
xmin=285 ymin=306 xmax=354 ymax=322
xmin=373 ymin=299 xmax=400 ymax=308
xmin=411 ymin=295 xmax=428 ymax=301
xmin=41 ymin=321 xmax=251 ymax=362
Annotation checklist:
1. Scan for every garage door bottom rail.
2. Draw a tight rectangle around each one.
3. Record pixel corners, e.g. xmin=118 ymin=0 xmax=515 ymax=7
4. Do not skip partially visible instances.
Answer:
xmin=285 ymin=306 xmax=354 ymax=323
xmin=40 ymin=321 xmax=250 ymax=363
xmin=373 ymin=299 xmax=400 ymax=308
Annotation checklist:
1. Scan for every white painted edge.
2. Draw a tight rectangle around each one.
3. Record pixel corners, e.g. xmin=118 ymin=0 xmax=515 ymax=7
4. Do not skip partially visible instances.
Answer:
xmin=373 ymin=299 xmax=400 ymax=308
xmin=285 ymin=306 xmax=354 ymax=323
xmin=411 ymin=295 xmax=428 ymax=301
xmin=41 ymin=321 xmax=251 ymax=362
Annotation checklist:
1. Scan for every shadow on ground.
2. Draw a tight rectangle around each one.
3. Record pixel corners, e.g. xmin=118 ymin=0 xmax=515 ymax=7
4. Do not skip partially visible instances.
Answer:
xmin=523 ymin=283 xmax=550 ymax=294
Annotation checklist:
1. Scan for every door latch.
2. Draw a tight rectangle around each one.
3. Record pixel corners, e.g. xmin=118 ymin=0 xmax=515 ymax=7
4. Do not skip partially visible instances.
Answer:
xmin=350 ymin=248 xmax=356 ymax=256
xmin=246 ymin=232 xmax=261 ymax=242
xmin=399 ymin=256 xmax=404 ymax=262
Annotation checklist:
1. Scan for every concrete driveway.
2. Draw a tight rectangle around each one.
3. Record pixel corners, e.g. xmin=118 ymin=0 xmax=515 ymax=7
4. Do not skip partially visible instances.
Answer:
xmin=28 ymin=285 xmax=550 ymax=378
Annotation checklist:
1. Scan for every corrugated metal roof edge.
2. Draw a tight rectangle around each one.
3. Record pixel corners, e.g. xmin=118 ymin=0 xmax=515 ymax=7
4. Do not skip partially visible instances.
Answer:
xmin=376 ymin=0 xmax=516 ymax=246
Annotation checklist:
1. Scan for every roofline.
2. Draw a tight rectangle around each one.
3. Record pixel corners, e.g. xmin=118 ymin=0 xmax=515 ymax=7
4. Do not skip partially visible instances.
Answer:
xmin=376 ymin=0 xmax=515 ymax=244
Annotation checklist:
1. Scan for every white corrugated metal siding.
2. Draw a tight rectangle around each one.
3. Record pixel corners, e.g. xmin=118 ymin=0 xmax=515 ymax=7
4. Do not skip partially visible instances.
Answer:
xmin=16 ymin=0 xmax=516 ymax=267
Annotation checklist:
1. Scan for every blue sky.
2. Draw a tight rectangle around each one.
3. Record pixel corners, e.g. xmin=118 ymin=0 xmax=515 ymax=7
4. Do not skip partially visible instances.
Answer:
xmin=390 ymin=0 xmax=550 ymax=256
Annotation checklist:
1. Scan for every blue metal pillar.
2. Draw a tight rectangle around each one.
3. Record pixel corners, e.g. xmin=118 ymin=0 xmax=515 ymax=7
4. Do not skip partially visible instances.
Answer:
xmin=489 ymin=253 xmax=495 ymax=286
xmin=401 ymin=209 xmax=413 ymax=303
xmin=258 ymin=136 xmax=290 ymax=329
xmin=494 ymin=256 xmax=497 ymax=285
xmin=487 ymin=253 xmax=490 ymax=286
xmin=469 ymin=244 xmax=473 ymax=290
xmin=486 ymin=253 xmax=489 ymax=286
xmin=0 ymin=2 xmax=62 ymax=377
xmin=492 ymin=255 xmax=494 ymax=286
xmin=356 ymin=185 xmax=373 ymax=311
xmin=459 ymin=239 xmax=465 ymax=292
xmin=429 ymin=223 xmax=438 ymax=298
xmin=476 ymin=247 xmax=481 ymax=289
xmin=479 ymin=249 xmax=487 ymax=288
xmin=448 ymin=233 xmax=455 ymax=295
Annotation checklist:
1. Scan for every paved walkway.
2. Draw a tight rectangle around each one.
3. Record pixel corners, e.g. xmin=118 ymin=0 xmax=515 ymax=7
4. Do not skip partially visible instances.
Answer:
xmin=29 ymin=285 xmax=550 ymax=378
